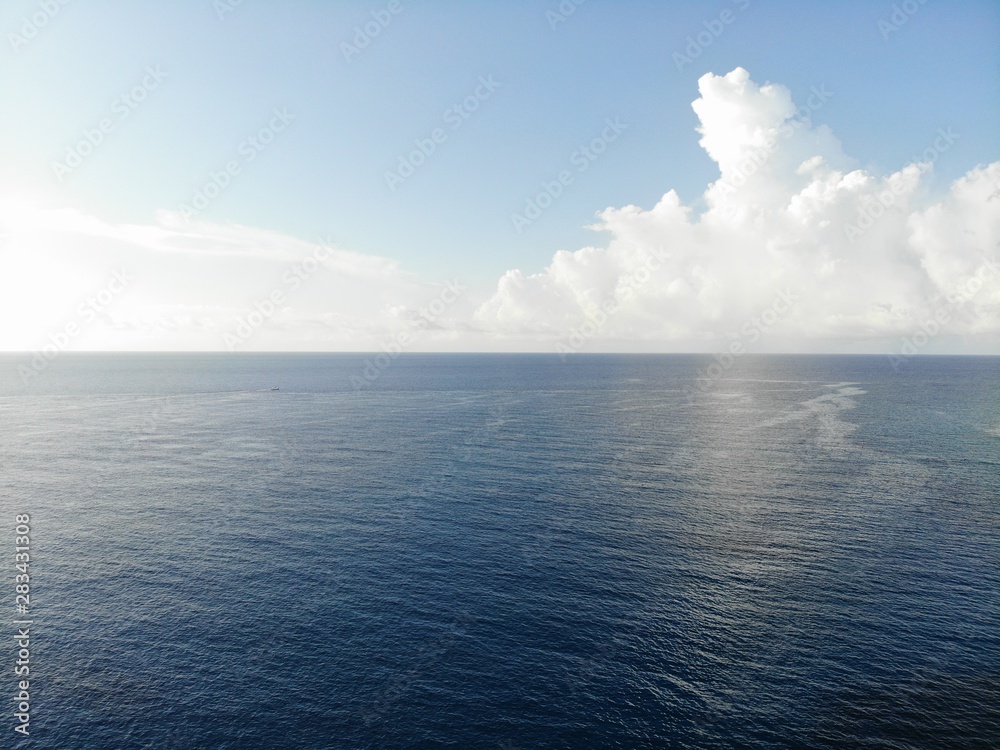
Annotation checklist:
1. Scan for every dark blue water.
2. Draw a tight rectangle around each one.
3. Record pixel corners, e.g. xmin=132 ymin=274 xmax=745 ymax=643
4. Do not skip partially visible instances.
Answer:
xmin=1 ymin=354 xmax=998 ymax=749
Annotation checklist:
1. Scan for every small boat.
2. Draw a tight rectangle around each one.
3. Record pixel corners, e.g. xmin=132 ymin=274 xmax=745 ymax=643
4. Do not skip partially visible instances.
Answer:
xmin=269 ymin=387 xmax=280 ymax=391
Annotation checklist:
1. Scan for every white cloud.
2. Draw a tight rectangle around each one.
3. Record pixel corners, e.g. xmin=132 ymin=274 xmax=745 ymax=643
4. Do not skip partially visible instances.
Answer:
xmin=1 ymin=67 xmax=997 ymax=353
xmin=475 ymin=67 xmax=1000 ymax=353
xmin=0 ymin=201 xmax=470 ymax=351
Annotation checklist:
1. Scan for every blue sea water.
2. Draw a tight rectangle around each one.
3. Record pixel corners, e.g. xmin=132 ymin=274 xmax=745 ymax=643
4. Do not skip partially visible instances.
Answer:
xmin=0 ymin=353 xmax=998 ymax=749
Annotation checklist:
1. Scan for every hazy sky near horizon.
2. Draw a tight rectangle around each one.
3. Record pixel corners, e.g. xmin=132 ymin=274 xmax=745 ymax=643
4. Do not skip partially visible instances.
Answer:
xmin=1 ymin=0 xmax=998 ymax=354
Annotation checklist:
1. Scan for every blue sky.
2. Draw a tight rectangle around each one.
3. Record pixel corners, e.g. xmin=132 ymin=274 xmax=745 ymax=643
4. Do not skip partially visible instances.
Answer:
xmin=1 ymin=0 xmax=998 ymax=354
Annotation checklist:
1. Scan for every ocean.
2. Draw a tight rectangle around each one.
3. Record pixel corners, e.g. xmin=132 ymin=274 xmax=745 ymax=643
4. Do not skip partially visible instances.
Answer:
xmin=0 ymin=353 xmax=997 ymax=749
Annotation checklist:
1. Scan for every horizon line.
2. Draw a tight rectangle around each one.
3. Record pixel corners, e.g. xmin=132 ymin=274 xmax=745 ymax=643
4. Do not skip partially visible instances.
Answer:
xmin=0 ymin=351 xmax=997 ymax=358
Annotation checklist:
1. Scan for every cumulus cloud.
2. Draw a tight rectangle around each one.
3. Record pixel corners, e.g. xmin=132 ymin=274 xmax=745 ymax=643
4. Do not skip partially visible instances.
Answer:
xmin=1 ymin=67 xmax=996 ymax=354
xmin=475 ymin=67 xmax=1000 ymax=353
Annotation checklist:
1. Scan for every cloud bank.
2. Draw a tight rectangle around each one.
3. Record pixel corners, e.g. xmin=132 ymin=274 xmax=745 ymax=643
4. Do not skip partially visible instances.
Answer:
xmin=1 ymin=68 xmax=997 ymax=354
xmin=0 ymin=202 xmax=471 ymax=352
xmin=475 ymin=67 xmax=1000 ymax=353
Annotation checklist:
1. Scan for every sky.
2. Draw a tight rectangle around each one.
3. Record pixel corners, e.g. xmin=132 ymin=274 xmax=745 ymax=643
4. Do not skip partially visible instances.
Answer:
xmin=0 ymin=0 xmax=998 ymax=355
